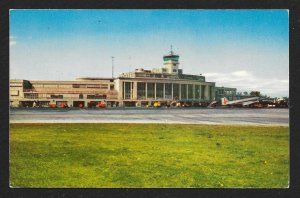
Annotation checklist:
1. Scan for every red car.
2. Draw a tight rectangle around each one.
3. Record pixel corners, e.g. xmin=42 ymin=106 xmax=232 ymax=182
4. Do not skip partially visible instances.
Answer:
xmin=97 ymin=103 xmax=106 ymax=108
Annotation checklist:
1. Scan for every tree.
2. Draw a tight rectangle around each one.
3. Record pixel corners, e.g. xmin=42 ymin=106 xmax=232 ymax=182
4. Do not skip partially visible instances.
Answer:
xmin=250 ymin=91 xmax=261 ymax=97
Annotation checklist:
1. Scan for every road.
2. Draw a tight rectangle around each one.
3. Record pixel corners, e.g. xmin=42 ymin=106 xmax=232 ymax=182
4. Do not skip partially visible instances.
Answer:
xmin=10 ymin=108 xmax=289 ymax=126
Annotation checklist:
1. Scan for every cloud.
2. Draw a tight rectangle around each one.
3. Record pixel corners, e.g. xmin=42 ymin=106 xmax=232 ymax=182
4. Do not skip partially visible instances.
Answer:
xmin=204 ymin=73 xmax=220 ymax=77
xmin=204 ymin=70 xmax=289 ymax=97
xmin=10 ymin=36 xmax=17 ymax=46
xmin=232 ymin=70 xmax=251 ymax=77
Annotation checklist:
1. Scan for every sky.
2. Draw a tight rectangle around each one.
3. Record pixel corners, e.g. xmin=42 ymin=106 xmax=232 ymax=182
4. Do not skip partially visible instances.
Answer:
xmin=9 ymin=10 xmax=289 ymax=97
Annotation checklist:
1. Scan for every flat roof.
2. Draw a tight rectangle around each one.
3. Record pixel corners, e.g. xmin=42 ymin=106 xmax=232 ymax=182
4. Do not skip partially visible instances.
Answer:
xmin=76 ymin=77 xmax=115 ymax=80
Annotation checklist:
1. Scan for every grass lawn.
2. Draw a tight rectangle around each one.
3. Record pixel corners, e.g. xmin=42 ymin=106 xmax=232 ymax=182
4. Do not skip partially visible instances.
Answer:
xmin=10 ymin=123 xmax=289 ymax=188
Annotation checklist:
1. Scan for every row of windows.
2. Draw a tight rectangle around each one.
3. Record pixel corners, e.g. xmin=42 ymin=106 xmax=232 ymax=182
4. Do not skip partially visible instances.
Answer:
xmin=51 ymin=95 xmax=63 ymax=99
xmin=24 ymin=93 xmax=38 ymax=99
xmin=72 ymin=84 xmax=109 ymax=89
xmin=87 ymin=95 xmax=107 ymax=99
xmin=27 ymin=84 xmax=111 ymax=89
xmin=10 ymin=83 xmax=23 ymax=86
xmin=24 ymin=94 xmax=107 ymax=99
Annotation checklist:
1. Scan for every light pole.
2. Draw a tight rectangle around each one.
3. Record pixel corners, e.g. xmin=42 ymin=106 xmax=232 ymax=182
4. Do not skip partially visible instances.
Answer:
xmin=111 ymin=56 xmax=114 ymax=78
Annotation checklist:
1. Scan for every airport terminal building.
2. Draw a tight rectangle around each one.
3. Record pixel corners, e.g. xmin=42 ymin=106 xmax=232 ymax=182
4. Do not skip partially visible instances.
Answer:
xmin=10 ymin=51 xmax=236 ymax=107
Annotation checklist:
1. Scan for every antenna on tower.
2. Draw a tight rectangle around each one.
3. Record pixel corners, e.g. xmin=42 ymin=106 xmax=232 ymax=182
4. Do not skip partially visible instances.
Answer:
xmin=111 ymin=56 xmax=114 ymax=78
xmin=170 ymin=45 xmax=173 ymax=54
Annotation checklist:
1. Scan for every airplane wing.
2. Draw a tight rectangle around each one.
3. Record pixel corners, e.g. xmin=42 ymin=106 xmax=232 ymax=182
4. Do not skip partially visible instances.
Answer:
xmin=242 ymin=101 xmax=257 ymax=106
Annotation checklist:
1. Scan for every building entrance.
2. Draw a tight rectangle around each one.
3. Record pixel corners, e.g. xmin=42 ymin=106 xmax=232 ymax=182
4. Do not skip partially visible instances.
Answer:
xmin=20 ymin=101 xmax=34 ymax=107
xmin=88 ymin=101 xmax=100 ymax=108
xmin=73 ymin=101 xmax=85 ymax=108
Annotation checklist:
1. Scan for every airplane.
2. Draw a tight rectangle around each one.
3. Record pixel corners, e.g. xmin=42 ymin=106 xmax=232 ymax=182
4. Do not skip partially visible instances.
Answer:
xmin=221 ymin=97 xmax=259 ymax=106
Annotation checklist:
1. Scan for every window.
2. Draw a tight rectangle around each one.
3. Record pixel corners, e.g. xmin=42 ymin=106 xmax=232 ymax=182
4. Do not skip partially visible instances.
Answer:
xmin=50 ymin=95 xmax=63 ymax=99
xmin=165 ymin=83 xmax=172 ymax=99
xmin=201 ymin=85 xmax=206 ymax=99
xmin=73 ymin=84 xmax=86 ymax=88
xmin=87 ymin=84 xmax=100 ymax=88
xmin=100 ymin=85 xmax=108 ymax=89
xmin=58 ymin=84 xmax=71 ymax=88
xmin=147 ymin=83 xmax=155 ymax=99
xmin=195 ymin=85 xmax=200 ymax=99
xmin=188 ymin=84 xmax=194 ymax=99
xmin=39 ymin=101 xmax=49 ymax=106
xmin=87 ymin=84 xmax=108 ymax=89
xmin=173 ymin=84 xmax=180 ymax=100
xmin=181 ymin=84 xmax=187 ymax=99
xmin=87 ymin=95 xmax=94 ymax=99
xmin=24 ymin=93 xmax=39 ymax=99
xmin=10 ymin=83 xmax=22 ymax=87
xmin=87 ymin=95 xmax=107 ymax=99
xmin=73 ymin=84 xmax=108 ymax=89
xmin=156 ymin=83 xmax=164 ymax=99
xmin=79 ymin=94 xmax=83 ymax=99
xmin=137 ymin=83 xmax=146 ymax=99
xmin=173 ymin=69 xmax=177 ymax=72
xmin=124 ymin=82 xmax=132 ymax=99
xmin=110 ymin=85 xmax=114 ymax=90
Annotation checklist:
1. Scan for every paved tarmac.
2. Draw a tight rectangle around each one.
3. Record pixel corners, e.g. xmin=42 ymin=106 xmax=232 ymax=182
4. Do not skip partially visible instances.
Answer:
xmin=10 ymin=108 xmax=289 ymax=126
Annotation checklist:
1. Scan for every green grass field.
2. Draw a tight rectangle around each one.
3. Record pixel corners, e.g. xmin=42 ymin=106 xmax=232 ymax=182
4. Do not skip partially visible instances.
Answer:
xmin=10 ymin=123 xmax=289 ymax=188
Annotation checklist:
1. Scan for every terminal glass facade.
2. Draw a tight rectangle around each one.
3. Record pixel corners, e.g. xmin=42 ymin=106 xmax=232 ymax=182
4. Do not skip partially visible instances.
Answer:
xmin=124 ymin=82 xmax=132 ymax=99
xmin=188 ymin=84 xmax=194 ymax=100
xmin=165 ymin=83 xmax=172 ymax=99
xmin=156 ymin=83 xmax=164 ymax=99
xmin=181 ymin=84 xmax=187 ymax=100
xmin=201 ymin=85 xmax=206 ymax=99
xmin=147 ymin=83 xmax=155 ymax=99
xmin=195 ymin=85 xmax=200 ymax=99
xmin=210 ymin=86 xmax=213 ymax=100
xmin=173 ymin=84 xmax=179 ymax=100
xmin=137 ymin=82 xmax=146 ymax=99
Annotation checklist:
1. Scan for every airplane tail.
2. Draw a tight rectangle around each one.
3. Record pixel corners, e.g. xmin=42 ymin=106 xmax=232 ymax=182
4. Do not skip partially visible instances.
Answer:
xmin=221 ymin=97 xmax=229 ymax=105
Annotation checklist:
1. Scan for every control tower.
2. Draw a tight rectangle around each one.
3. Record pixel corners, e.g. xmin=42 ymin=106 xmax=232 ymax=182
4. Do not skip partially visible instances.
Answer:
xmin=163 ymin=46 xmax=180 ymax=74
